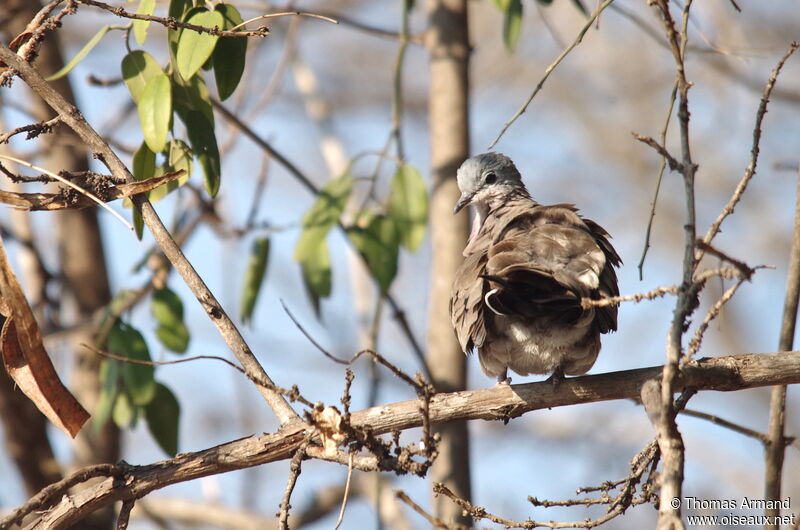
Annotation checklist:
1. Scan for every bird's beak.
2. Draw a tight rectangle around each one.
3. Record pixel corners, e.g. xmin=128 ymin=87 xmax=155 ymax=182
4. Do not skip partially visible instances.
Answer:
xmin=453 ymin=192 xmax=473 ymax=214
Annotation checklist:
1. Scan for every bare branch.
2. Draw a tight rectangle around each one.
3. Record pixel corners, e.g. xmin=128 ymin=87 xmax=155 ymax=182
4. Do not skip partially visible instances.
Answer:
xmin=487 ymin=0 xmax=616 ymax=149
xmin=766 ymin=167 xmax=800 ymax=526
xmin=10 ymin=350 xmax=800 ymax=529
xmin=277 ymin=440 xmax=310 ymax=529
xmin=699 ymin=41 xmax=800 ymax=258
xmin=76 ymin=0 xmax=269 ymax=38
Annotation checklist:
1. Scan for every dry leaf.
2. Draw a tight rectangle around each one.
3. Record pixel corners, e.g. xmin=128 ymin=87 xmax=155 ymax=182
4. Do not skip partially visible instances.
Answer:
xmin=312 ymin=405 xmax=346 ymax=457
xmin=0 ymin=237 xmax=89 ymax=437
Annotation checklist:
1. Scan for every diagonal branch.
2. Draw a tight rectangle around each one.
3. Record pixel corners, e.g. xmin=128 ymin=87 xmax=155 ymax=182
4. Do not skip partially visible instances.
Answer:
xmin=0 ymin=43 xmax=299 ymax=426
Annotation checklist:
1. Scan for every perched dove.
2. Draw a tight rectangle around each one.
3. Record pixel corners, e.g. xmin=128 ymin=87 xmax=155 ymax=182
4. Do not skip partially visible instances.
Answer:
xmin=449 ymin=153 xmax=621 ymax=384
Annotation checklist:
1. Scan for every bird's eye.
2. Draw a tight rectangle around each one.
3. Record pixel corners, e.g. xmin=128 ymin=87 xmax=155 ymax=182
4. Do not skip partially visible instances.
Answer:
xmin=484 ymin=172 xmax=497 ymax=184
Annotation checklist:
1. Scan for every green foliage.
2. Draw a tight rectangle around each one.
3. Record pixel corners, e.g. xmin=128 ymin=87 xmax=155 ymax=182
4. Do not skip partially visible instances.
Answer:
xmin=388 ymin=164 xmax=428 ymax=251
xmin=294 ymin=175 xmax=353 ymax=262
xmin=46 ymin=25 xmax=112 ymax=81
xmin=301 ymin=238 xmax=332 ymax=316
xmin=348 ymin=214 xmax=399 ymax=293
xmin=137 ymin=73 xmax=172 ymax=153
xmin=172 ymin=72 xmax=215 ymax=125
xmin=176 ymin=9 xmax=224 ymax=80
xmin=149 ymin=139 xmax=192 ymax=202
xmin=145 ymin=383 xmax=181 ymax=456
xmin=130 ymin=141 xmax=156 ymax=239
xmin=294 ymin=175 xmax=352 ymax=314
xmin=133 ymin=0 xmax=156 ymax=45
xmin=121 ymin=50 xmax=163 ymax=103
xmin=240 ymin=237 xmax=270 ymax=324
xmin=95 ymin=358 xmax=120 ymax=431
xmin=112 ymin=391 xmax=138 ymax=428
xmin=503 ymin=0 xmax=523 ymax=52
xmin=108 ymin=321 xmax=156 ymax=406
xmin=213 ymin=4 xmax=247 ymax=101
xmin=182 ymin=110 xmax=221 ymax=196
xmin=152 ymin=287 xmax=190 ymax=354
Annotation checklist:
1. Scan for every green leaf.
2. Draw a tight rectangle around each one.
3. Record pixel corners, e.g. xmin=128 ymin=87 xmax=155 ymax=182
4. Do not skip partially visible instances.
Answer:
xmin=388 ymin=164 xmax=428 ymax=251
xmin=137 ymin=73 xmax=172 ymax=153
xmin=151 ymin=287 xmax=190 ymax=353
xmin=133 ymin=0 xmax=156 ymax=45
xmin=168 ymin=0 xmax=192 ymax=62
xmin=348 ymin=214 xmax=399 ymax=293
xmin=240 ymin=237 xmax=270 ymax=324
xmin=503 ymin=0 xmax=523 ymax=52
xmin=112 ymin=391 xmax=138 ymax=428
xmin=149 ymin=139 xmax=192 ymax=202
xmin=108 ymin=321 xmax=156 ymax=406
xmin=172 ymin=72 xmax=214 ymax=125
xmin=294 ymin=175 xmax=353 ymax=262
xmin=301 ymin=238 xmax=331 ymax=316
xmin=182 ymin=110 xmax=220 ymax=196
xmin=132 ymin=141 xmax=157 ymax=183
xmin=129 ymin=141 xmax=156 ymax=239
xmin=121 ymin=50 xmax=163 ymax=103
xmin=176 ymin=9 xmax=224 ymax=80
xmin=95 ymin=358 xmax=120 ymax=431
xmin=212 ymin=4 xmax=246 ymax=101
xmin=46 ymin=25 xmax=111 ymax=81
xmin=145 ymin=383 xmax=180 ymax=456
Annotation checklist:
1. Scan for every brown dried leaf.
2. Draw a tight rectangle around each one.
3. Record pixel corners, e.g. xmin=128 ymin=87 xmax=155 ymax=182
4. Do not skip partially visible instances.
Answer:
xmin=312 ymin=405 xmax=346 ymax=457
xmin=0 ymin=238 xmax=89 ymax=437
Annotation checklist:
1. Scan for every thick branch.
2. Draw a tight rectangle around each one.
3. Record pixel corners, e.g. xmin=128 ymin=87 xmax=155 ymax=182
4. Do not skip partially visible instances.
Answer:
xmin=14 ymin=350 xmax=800 ymax=530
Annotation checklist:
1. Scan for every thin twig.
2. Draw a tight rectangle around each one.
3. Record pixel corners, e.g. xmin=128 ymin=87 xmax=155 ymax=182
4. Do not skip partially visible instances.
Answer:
xmin=116 ymin=499 xmax=135 ymax=530
xmin=0 ymin=116 xmax=60 ymax=143
xmin=685 ymin=276 xmax=747 ymax=358
xmin=0 ymin=154 xmax=133 ymax=230
xmin=332 ymin=452 xmax=354 ymax=530
xmin=277 ymin=439 xmax=310 ymax=530
xmin=487 ymin=0 xmax=616 ymax=149
xmin=395 ymin=490 xmax=456 ymax=529
xmin=698 ymin=42 xmax=800 ymax=261
xmin=637 ymin=83 xmax=677 ymax=280
xmin=77 ymin=0 xmax=269 ymax=37
xmin=631 ymin=132 xmax=682 ymax=172
xmin=581 ymin=285 xmax=678 ymax=308
xmin=84 ymin=343 xmax=316 ymax=408
xmin=681 ymin=409 xmax=769 ymax=444
xmin=230 ymin=11 xmax=339 ymax=32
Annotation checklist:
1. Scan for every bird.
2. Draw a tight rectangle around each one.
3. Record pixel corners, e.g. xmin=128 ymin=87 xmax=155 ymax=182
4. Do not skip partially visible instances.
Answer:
xmin=449 ymin=153 xmax=621 ymax=385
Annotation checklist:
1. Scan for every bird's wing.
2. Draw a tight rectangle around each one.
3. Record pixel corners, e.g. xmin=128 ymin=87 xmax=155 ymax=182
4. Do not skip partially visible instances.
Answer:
xmin=450 ymin=251 xmax=488 ymax=354
xmin=484 ymin=203 xmax=620 ymax=331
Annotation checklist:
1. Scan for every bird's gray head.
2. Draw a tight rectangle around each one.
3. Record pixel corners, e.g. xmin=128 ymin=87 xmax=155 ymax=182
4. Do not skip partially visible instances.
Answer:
xmin=453 ymin=153 xmax=525 ymax=214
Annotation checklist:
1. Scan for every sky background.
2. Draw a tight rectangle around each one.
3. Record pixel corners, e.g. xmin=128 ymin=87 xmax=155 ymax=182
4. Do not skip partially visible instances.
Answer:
xmin=1 ymin=0 xmax=800 ymax=527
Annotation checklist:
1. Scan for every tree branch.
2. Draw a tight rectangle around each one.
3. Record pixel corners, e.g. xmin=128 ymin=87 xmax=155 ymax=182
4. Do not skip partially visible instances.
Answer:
xmin=0 ymin=43 xmax=299 ymax=426
xmin=10 ymin=350 xmax=800 ymax=530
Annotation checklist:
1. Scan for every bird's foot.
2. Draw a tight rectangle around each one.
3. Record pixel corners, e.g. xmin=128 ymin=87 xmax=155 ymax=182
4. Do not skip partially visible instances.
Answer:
xmin=496 ymin=370 xmax=511 ymax=386
xmin=544 ymin=367 xmax=565 ymax=390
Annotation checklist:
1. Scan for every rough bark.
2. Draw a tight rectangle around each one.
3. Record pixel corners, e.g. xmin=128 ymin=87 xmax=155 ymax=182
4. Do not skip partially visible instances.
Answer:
xmin=11 ymin=350 xmax=800 ymax=530
xmin=425 ymin=0 xmax=472 ymax=524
